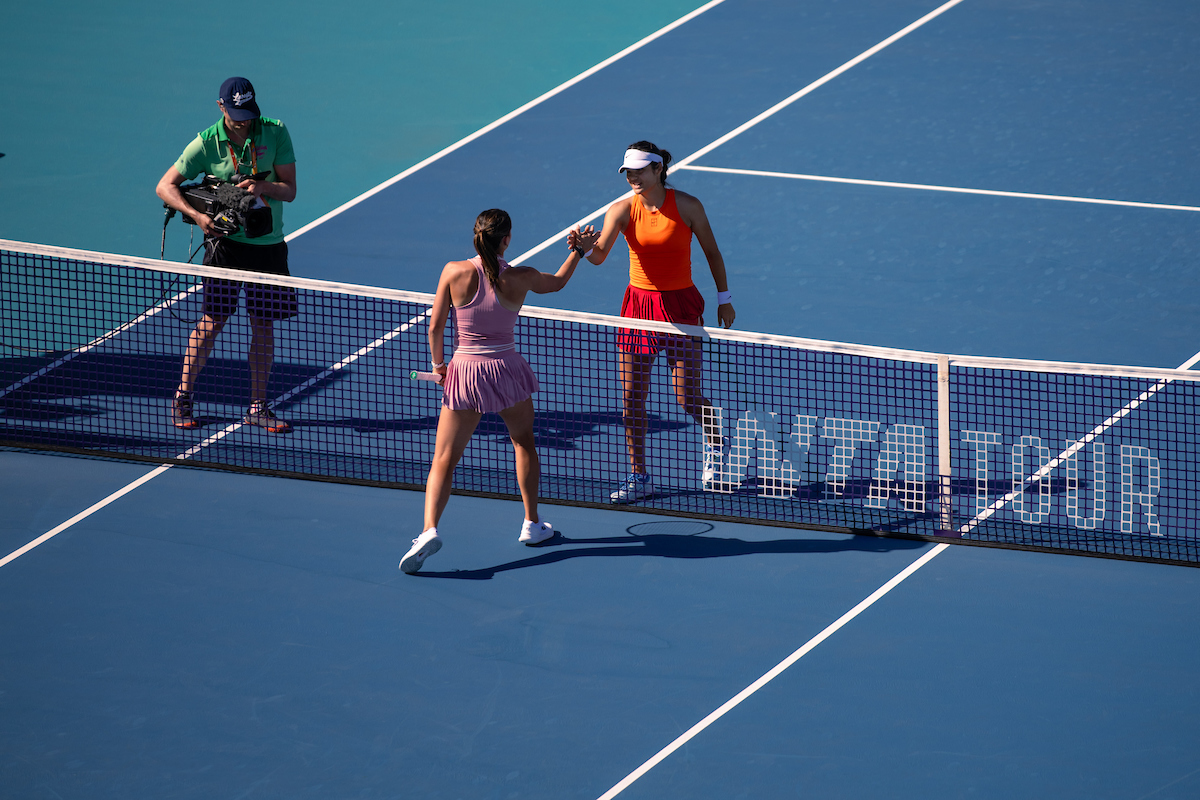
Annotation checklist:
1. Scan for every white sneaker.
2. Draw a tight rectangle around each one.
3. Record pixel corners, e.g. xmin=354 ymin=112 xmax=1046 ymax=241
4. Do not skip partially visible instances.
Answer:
xmin=400 ymin=528 xmax=442 ymax=574
xmin=703 ymin=438 xmax=735 ymax=492
xmin=610 ymin=473 xmax=654 ymax=504
xmin=702 ymin=442 xmax=721 ymax=484
xmin=519 ymin=520 xmax=554 ymax=546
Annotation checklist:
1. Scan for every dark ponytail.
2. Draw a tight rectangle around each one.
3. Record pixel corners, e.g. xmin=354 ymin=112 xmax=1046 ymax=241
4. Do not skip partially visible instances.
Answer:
xmin=472 ymin=208 xmax=512 ymax=288
xmin=627 ymin=140 xmax=672 ymax=187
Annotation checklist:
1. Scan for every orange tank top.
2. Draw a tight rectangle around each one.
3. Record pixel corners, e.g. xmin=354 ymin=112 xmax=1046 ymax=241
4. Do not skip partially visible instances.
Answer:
xmin=623 ymin=189 xmax=693 ymax=291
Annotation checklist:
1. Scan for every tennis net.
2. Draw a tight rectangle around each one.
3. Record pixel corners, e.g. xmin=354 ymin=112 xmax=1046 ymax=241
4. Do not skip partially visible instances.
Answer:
xmin=3 ymin=240 xmax=1198 ymax=565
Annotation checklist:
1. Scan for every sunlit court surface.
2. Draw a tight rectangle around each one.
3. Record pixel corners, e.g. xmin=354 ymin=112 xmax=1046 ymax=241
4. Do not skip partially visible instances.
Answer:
xmin=3 ymin=1 xmax=1200 ymax=798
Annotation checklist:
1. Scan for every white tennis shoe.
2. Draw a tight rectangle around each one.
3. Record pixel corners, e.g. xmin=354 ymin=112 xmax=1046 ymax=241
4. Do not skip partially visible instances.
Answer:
xmin=400 ymin=528 xmax=442 ymax=574
xmin=703 ymin=438 xmax=735 ymax=492
xmin=610 ymin=473 xmax=654 ymax=504
xmin=519 ymin=520 xmax=554 ymax=546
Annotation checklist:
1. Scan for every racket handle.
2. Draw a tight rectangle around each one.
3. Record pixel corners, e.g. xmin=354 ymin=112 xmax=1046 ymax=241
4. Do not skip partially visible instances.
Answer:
xmin=410 ymin=370 xmax=443 ymax=384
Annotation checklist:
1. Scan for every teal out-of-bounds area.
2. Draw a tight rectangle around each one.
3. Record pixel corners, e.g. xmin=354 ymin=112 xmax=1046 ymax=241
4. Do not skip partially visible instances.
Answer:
xmin=0 ymin=0 xmax=702 ymax=261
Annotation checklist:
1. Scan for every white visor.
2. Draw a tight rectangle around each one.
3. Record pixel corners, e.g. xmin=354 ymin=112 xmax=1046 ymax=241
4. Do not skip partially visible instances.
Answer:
xmin=619 ymin=149 xmax=663 ymax=173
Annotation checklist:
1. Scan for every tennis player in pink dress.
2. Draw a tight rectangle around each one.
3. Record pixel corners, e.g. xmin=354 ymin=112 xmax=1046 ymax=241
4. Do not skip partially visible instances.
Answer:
xmin=401 ymin=209 xmax=598 ymax=574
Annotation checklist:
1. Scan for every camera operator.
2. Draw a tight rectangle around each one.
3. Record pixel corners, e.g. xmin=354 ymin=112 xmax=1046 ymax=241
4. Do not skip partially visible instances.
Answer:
xmin=156 ymin=76 xmax=298 ymax=433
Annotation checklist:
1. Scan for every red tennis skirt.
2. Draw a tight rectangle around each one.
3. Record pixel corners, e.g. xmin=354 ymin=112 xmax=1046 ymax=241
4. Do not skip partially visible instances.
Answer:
xmin=618 ymin=284 xmax=704 ymax=356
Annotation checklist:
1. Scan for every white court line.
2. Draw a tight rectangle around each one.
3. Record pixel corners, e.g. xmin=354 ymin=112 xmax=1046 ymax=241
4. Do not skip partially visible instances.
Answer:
xmin=595 ymin=543 xmax=950 ymax=800
xmin=957 ymin=349 xmax=1200 ymax=536
xmin=0 ymin=310 xmax=432 ymax=570
xmin=0 ymin=466 xmax=174 ymax=570
xmin=4 ymin=0 xmax=715 ymax=394
xmin=677 ymin=165 xmax=1200 ymax=213
xmin=510 ymin=0 xmax=967 ymax=265
xmin=286 ymin=0 xmax=729 ymax=242
xmin=0 ymin=0 xmax=956 ymax=563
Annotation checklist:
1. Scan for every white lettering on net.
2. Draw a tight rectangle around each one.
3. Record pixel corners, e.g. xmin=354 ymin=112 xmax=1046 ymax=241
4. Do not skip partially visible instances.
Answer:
xmin=701 ymin=405 xmax=734 ymax=494
xmin=1011 ymin=436 xmax=1052 ymax=524
xmin=962 ymin=431 xmax=1002 ymax=518
xmin=822 ymin=418 xmax=880 ymax=499
xmin=753 ymin=412 xmax=817 ymax=498
xmin=787 ymin=415 xmax=818 ymax=494
xmin=1120 ymin=445 xmax=1162 ymax=536
xmin=703 ymin=408 xmax=816 ymax=497
xmin=1066 ymin=440 xmax=1105 ymax=529
xmin=866 ymin=424 xmax=926 ymax=512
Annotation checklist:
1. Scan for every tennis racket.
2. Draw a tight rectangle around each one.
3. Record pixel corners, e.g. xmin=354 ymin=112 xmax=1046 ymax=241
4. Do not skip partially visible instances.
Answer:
xmin=410 ymin=370 xmax=443 ymax=384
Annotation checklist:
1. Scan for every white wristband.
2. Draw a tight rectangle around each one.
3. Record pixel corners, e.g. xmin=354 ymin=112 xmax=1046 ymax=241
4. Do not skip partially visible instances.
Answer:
xmin=717 ymin=291 xmax=732 ymax=305
xmin=432 ymin=360 xmax=445 ymax=369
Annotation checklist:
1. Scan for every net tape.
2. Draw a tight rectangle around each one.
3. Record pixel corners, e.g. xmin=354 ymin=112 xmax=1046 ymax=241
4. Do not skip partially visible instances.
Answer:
xmin=4 ymin=240 xmax=1199 ymax=564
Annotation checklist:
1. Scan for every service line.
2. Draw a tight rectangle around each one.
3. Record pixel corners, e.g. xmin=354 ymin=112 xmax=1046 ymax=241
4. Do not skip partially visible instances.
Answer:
xmin=511 ymin=0 xmax=968 ymax=265
xmin=677 ymin=165 xmax=1200 ymax=214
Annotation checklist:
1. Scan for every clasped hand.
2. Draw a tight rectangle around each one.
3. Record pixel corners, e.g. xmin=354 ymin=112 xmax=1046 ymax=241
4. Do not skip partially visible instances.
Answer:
xmin=567 ymin=225 xmax=599 ymax=254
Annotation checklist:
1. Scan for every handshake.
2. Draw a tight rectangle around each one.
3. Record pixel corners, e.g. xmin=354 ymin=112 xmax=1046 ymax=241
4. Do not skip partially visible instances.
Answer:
xmin=567 ymin=224 xmax=599 ymax=256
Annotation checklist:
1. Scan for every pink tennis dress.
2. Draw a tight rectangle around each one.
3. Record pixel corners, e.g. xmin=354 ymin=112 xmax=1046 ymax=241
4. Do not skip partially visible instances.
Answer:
xmin=442 ymin=256 xmax=539 ymax=413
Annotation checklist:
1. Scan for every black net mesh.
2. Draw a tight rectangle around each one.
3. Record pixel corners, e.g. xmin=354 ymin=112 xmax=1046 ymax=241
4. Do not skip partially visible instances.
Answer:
xmin=3 ymin=242 xmax=1197 ymax=564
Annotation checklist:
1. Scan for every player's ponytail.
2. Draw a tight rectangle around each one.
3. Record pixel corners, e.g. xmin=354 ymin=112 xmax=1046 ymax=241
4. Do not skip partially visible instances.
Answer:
xmin=627 ymin=140 xmax=672 ymax=187
xmin=473 ymin=208 xmax=512 ymax=288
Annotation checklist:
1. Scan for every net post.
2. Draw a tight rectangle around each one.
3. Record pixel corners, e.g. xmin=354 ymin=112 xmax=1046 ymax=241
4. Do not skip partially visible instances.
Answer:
xmin=937 ymin=354 xmax=955 ymax=533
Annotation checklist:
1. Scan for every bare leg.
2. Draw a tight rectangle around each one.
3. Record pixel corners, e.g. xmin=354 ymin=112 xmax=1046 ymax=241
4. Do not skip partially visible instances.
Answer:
xmin=248 ymin=316 xmax=275 ymax=405
xmin=423 ymin=406 xmax=483 ymax=532
xmin=618 ymin=349 xmax=656 ymax=473
xmin=497 ymin=398 xmax=539 ymax=523
xmin=178 ymin=313 xmax=228 ymax=394
xmin=666 ymin=338 xmax=721 ymax=446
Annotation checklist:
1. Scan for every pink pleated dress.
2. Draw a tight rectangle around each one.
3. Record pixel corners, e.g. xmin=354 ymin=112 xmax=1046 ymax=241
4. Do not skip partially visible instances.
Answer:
xmin=442 ymin=257 xmax=539 ymax=413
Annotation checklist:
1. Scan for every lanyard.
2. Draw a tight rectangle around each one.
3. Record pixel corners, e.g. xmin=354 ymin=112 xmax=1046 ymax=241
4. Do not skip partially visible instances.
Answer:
xmin=228 ymin=136 xmax=258 ymax=177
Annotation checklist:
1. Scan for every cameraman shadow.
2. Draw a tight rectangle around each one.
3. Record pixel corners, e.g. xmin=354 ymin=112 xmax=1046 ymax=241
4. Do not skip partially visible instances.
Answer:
xmin=413 ymin=522 xmax=928 ymax=581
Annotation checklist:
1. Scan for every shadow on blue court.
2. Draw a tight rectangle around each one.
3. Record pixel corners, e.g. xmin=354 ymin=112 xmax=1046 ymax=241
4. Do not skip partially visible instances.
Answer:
xmin=416 ymin=526 xmax=926 ymax=581
xmin=4 ymin=0 xmax=1200 ymax=798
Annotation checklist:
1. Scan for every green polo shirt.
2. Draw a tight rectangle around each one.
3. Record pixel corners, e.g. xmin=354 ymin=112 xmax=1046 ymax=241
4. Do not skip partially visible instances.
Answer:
xmin=174 ymin=117 xmax=296 ymax=246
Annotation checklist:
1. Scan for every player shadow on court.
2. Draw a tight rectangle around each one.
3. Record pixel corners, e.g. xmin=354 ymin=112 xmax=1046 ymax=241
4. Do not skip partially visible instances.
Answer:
xmin=284 ymin=410 xmax=686 ymax=445
xmin=414 ymin=526 xmax=928 ymax=581
xmin=0 ymin=422 xmax=169 ymax=452
xmin=293 ymin=410 xmax=685 ymax=446
xmin=1 ymin=353 xmax=334 ymax=404
xmin=1 ymin=350 xmax=688 ymax=448
xmin=0 ymin=398 xmax=107 ymax=422
xmin=0 ymin=351 xmax=340 ymax=432
xmin=473 ymin=410 xmax=689 ymax=449
xmin=288 ymin=415 xmax=443 ymax=434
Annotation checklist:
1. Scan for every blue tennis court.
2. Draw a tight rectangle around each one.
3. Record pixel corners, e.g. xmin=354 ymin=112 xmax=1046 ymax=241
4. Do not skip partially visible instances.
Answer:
xmin=3 ymin=1 xmax=1200 ymax=798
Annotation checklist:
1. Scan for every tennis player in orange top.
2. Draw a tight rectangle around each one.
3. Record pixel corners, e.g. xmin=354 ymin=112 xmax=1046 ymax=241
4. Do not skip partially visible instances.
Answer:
xmin=586 ymin=141 xmax=735 ymax=503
